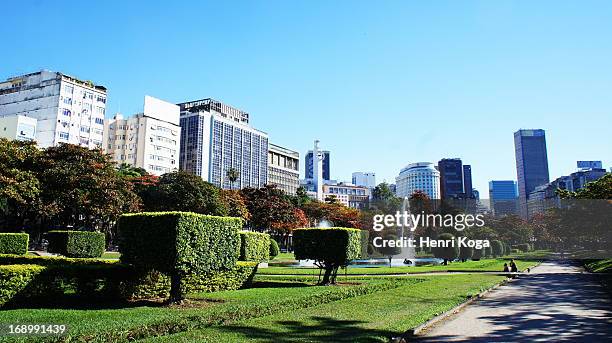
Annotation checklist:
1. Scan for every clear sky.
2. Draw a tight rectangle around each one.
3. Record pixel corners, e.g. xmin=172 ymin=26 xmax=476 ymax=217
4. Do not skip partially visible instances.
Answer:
xmin=2 ymin=1 xmax=611 ymax=195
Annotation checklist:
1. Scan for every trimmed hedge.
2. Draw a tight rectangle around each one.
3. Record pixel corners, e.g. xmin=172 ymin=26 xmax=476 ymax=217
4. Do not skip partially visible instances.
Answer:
xmin=459 ymin=246 xmax=473 ymax=261
xmin=491 ymin=240 xmax=504 ymax=257
xmin=516 ymin=243 xmax=531 ymax=252
xmin=293 ymin=227 xmax=361 ymax=284
xmin=0 ymin=262 xmax=131 ymax=307
xmin=47 ymin=230 xmax=105 ymax=258
xmin=269 ymin=238 xmax=280 ymax=259
xmin=359 ymin=230 xmax=370 ymax=259
xmin=432 ymin=233 xmax=459 ymax=264
xmin=0 ymin=253 xmax=118 ymax=266
xmin=122 ymin=262 xmax=258 ymax=300
xmin=0 ymin=233 xmax=29 ymax=255
xmin=118 ymin=211 xmax=243 ymax=301
xmin=239 ymin=231 xmax=270 ymax=262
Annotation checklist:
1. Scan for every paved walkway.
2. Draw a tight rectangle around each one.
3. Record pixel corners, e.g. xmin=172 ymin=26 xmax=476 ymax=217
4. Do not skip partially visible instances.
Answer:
xmin=416 ymin=261 xmax=612 ymax=342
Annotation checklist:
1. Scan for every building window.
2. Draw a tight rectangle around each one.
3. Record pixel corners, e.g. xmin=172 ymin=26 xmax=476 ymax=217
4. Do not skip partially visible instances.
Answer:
xmin=94 ymin=117 xmax=104 ymax=125
xmin=58 ymin=132 xmax=69 ymax=140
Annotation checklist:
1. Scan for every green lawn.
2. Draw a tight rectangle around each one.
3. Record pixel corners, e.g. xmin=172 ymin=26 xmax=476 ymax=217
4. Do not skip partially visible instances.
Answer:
xmin=101 ymin=252 xmax=121 ymax=259
xmin=258 ymin=259 xmax=538 ymax=275
xmin=584 ymin=259 xmax=612 ymax=273
xmin=271 ymin=252 xmax=296 ymax=261
xmin=146 ymin=274 xmax=506 ymax=342
xmin=0 ymin=277 xmax=408 ymax=343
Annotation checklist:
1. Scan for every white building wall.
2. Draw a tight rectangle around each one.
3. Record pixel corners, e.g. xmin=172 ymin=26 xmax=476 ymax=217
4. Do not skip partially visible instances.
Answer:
xmin=0 ymin=71 xmax=106 ymax=149
xmin=103 ymin=96 xmax=180 ymax=176
xmin=0 ymin=115 xmax=37 ymax=141
xmin=395 ymin=162 xmax=440 ymax=199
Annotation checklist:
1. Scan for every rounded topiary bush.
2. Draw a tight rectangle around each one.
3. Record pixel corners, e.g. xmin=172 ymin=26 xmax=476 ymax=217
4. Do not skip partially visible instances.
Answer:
xmin=459 ymin=245 xmax=473 ymax=262
xmin=269 ymin=238 xmax=280 ymax=260
xmin=484 ymin=245 xmax=493 ymax=258
xmin=472 ymin=247 xmax=483 ymax=261
xmin=491 ymin=240 xmax=504 ymax=257
xmin=516 ymin=243 xmax=530 ymax=252
xmin=432 ymin=233 xmax=459 ymax=265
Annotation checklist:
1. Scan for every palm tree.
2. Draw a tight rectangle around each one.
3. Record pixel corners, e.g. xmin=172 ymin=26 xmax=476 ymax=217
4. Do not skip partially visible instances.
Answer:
xmin=226 ymin=167 xmax=240 ymax=189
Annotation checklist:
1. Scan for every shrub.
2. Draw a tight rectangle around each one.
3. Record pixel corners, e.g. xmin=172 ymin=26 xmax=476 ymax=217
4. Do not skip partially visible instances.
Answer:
xmin=122 ymin=262 xmax=258 ymax=299
xmin=47 ymin=230 xmax=105 ymax=258
xmin=432 ymin=233 xmax=459 ymax=265
xmin=0 ymin=253 xmax=118 ymax=266
xmin=459 ymin=246 xmax=473 ymax=261
xmin=239 ymin=231 xmax=270 ymax=262
xmin=359 ymin=230 xmax=370 ymax=259
xmin=472 ymin=248 xmax=483 ymax=260
xmin=376 ymin=232 xmax=401 ymax=266
xmin=293 ymin=227 xmax=361 ymax=285
xmin=118 ymin=211 xmax=242 ymax=302
xmin=491 ymin=240 xmax=504 ymax=257
xmin=0 ymin=264 xmax=45 ymax=307
xmin=0 ymin=233 xmax=29 ymax=255
xmin=516 ymin=243 xmax=530 ymax=252
xmin=0 ymin=262 xmax=131 ymax=307
xmin=269 ymin=238 xmax=280 ymax=260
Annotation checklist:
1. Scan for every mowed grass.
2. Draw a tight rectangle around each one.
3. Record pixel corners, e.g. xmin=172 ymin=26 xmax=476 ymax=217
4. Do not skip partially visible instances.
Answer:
xmin=146 ymin=274 xmax=507 ymax=342
xmin=584 ymin=259 xmax=612 ymax=273
xmin=0 ymin=277 xmax=409 ymax=343
xmin=101 ymin=251 xmax=121 ymax=259
xmin=258 ymin=259 xmax=538 ymax=275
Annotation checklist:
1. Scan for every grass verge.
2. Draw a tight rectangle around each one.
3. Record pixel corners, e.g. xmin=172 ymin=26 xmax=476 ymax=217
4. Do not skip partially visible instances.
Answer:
xmin=145 ymin=274 xmax=507 ymax=342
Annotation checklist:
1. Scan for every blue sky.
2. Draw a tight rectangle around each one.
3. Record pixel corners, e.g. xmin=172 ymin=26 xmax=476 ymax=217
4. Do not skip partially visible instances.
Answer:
xmin=2 ymin=1 xmax=611 ymax=195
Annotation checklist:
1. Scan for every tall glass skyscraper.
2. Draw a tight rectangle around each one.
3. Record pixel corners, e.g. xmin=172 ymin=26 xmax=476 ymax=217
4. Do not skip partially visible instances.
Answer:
xmin=463 ymin=165 xmax=474 ymax=198
xmin=178 ymin=99 xmax=268 ymax=189
xmin=438 ymin=158 xmax=464 ymax=199
xmin=514 ymin=129 xmax=550 ymax=217
xmin=489 ymin=180 xmax=519 ymax=216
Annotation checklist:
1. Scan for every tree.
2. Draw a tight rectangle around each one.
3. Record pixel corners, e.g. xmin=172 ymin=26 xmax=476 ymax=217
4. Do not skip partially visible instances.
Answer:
xmin=491 ymin=240 xmax=504 ymax=257
xmin=325 ymin=195 xmax=340 ymax=204
xmin=459 ymin=245 xmax=473 ymax=262
xmin=558 ymin=173 xmax=612 ymax=199
xmin=117 ymin=163 xmax=147 ymax=178
xmin=432 ymin=233 xmax=458 ymax=265
xmin=36 ymin=144 xmax=140 ymax=234
xmin=145 ymin=171 xmax=227 ymax=216
xmin=241 ymin=185 xmax=297 ymax=231
xmin=220 ymin=189 xmax=251 ymax=222
xmin=226 ymin=168 xmax=240 ymax=190
xmin=376 ymin=232 xmax=401 ymax=267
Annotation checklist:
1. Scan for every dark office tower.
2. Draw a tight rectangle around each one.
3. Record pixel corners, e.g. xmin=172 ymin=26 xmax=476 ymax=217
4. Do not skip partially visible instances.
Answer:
xmin=438 ymin=158 xmax=464 ymax=199
xmin=463 ymin=165 xmax=474 ymax=198
xmin=305 ymin=150 xmax=330 ymax=181
xmin=514 ymin=129 xmax=550 ymax=217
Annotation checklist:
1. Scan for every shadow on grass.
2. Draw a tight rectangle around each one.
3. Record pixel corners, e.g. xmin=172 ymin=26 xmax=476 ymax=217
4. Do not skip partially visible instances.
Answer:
xmin=3 ymin=294 xmax=167 ymax=310
xmin=215 ymin=316 xmax=396 ymax=342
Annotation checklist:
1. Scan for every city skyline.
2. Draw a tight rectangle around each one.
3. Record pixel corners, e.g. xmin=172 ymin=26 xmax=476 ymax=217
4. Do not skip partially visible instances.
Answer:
xmin=2 ymin=1 xmax=611 ymax=194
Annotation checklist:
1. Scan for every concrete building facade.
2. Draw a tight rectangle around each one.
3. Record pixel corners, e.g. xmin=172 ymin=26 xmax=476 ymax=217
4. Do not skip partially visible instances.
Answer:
xmin=352 ymin=172 xmax=376 ymax=189
xmin=0 ymin=115 xmax=37 ymax=141
xmin=323 ymin=183 xmax=370 ymax=209
xmin=268 ymin=143 xmax=300 ymax=195
xmin=0 ymin=70 xmax=107 ymax=148
xmin=178 ymin=98 xmax=268 ymax=189
xmin=104 ymin=96 xmax=180 ymax=176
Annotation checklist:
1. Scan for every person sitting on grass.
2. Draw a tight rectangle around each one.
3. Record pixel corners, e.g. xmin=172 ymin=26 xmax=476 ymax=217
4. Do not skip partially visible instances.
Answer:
xmin=503 ymin=263 xmax=510 ymax=273
xmin=509 ymin=259 xmax=518 ymax=273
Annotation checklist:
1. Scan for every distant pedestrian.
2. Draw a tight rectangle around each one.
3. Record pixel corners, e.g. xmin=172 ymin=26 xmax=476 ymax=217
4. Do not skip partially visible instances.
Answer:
xmin=503 ymin=263 xmax=510 ymax=273
xmin=509 ymin=259 xmax=518 ymax=273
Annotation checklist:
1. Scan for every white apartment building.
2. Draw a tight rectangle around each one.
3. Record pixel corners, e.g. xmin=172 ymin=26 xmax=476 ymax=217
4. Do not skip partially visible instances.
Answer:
xmin=103 ymin=96 xmax=180 ymax=176
xmin=0 ymin=115 xmax=37 ymax=141
xmin=395 ymin=162 xmax=441 ymax=200
xmin=0 ymin=70 xmax=107 ymax=148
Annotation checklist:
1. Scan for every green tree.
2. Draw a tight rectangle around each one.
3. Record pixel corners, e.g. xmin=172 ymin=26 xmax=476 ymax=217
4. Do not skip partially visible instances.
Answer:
xmin=146 ymin=171 xmax=227 ymax=216
xmin=558 ymin=173 xmax=612 ymax=199
xmin=226 ymin=167 xmax=240 ymax=190
xmin=432 ymin=233 xmax=459 ymax=265
xmin=220 ymin=189 xmax=250 ymax=222
xmin=36 ymin=144 xmax=140 ymax=233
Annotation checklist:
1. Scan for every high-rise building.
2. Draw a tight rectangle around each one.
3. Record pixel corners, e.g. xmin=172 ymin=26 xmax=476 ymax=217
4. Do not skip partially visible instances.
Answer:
xmin=463 ymin=165 xmax=474 ymax=198
xmin=305 ymin=150 xmax=330 ymax=181
xmin=268 ymin=143 xmax=300 ymax=195
xmin=0 ymin=115 xmax=37 ymax=141
xmin=395 ymin=162 xmax=440 ymax=199
xmin=0 ymin=70 xmax=107 ymax=148
xmin=489 ymin=180 xmax=519 ymax=216
xmin=352 ymin=172 xmax=376 ymax=189
xmin=103 ymin=96 xmax=180 ymax=176
xmin=438 ymin=158 xmax=464 ymax=199
xmin=178 ymin=98 xmax=268 ymax=189
xmin=514 ymin=129 xmax=550 ymax=216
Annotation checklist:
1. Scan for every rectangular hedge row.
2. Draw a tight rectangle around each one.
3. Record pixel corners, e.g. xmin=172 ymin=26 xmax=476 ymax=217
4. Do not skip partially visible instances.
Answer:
xmin=293 ymin=227 xmax=362 ymax=263
xmin=239 ymin=231 xmax=270 ymax=262
xmin=0 ymin=233 xmax=29 ymax=255
xmin=47 ymin=230 xmax=106 ymax=258
xmin=0 ymin=253 xmax=118 ymax=266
